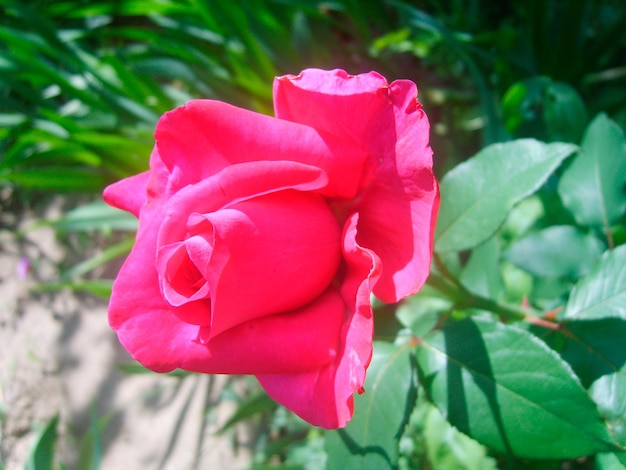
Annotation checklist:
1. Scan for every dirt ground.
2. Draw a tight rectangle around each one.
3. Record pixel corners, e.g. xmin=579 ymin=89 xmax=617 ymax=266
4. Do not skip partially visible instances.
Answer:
xmin=0 ymin=197 xmax=253 ymax=469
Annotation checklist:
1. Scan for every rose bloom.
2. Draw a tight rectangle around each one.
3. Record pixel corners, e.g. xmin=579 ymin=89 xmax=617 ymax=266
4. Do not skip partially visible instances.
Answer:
xmin=104 ymin=69 xmax=439 ymax=429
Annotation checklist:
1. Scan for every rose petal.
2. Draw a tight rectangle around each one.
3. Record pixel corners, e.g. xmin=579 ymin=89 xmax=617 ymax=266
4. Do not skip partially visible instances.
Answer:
xmin=110 ymin=202 xmax=345 ymax=375
xmin=158 ymin=190 xmax=342 ymax=337
xmin=355 ymin=169 xmax=439 ymax=302
xmin=157 ymin=160 xmax=329 ymax=246
xmin=257 ymin=213 xmax=380 ymax=429
xmin=273 ymin=69 xmax=390 ymax=146
xmin=103 ymin=170 xmax=150 ymax=217
xmin=157 ymin=236 xmax=212 ymax=307
xmin=155 ymin=100 xmax=366 ymax=198
xmin=274 ymin=69 xmax=439 ymax=302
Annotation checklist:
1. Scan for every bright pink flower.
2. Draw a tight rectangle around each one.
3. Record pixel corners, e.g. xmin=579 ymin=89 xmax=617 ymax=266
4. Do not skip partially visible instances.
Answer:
xmin=103 ymin=69 xmax=439 ymax=428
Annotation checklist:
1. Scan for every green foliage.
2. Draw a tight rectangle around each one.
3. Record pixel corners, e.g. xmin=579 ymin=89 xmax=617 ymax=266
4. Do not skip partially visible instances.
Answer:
xmin=502 ymin=76 xmax=588 ymax=143
xmin=24 ymin=408 xmax=107 ymax=470
xmin=505 ymin=225 xmax=605 ymax=279
xmin=435 ymin=140 xmax=577 ymax=252
xmin=399 ymin=396 xmax=498 ymax=470
xmin=325 ymin=341 xmax=417 ymax=470
xmin=3 ymin=0 xmax=626 ymax=468
xmin=417 ymin=317 xmax=615 ymax=458
xmin=26 ymin=415 xmax=59 ymax=470
xmin=558 ymin=113 xmax=626 ymax=230
xmin=561 ymin=244 xmax=626 ymax=321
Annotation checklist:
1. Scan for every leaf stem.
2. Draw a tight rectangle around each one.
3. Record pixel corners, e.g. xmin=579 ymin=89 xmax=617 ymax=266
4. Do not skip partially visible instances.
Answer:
xmin=427 ymin=268 xmax=559 ymax=329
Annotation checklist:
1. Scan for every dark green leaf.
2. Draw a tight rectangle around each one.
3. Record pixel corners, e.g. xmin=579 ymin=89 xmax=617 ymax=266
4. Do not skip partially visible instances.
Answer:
xmin=543 ymin=81 xmax=588 ymax=143
xmin=502 ymin=76 xmax=587 ymax=143
xmin=26 ymin=415 xmax=59 ymax=470
xmin=417 ymin=318 xmax=616 ymax=458
xmin=538 ymin=318 xmax=626 ymax=447
xmin=325 ymin=341 xmax=417 ymax=470
xmin=561 ymin=244 xmax=626 ymax=321
xmin=2 ymin=168 xmax=107 ymax=191
xmin=435 ymin=140 xmax=576 ymax=252
xmin=558 ymin=113 xmax=626 ymax=228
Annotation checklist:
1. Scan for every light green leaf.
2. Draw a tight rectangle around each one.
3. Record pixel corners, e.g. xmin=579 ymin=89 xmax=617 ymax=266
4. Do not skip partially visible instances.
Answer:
xmin=53 ymin=200 xmax=138 ymax=232
xmin=417 ymin=318 xmax=616 ymax=458
xmin=61 ymin=237 xmax=134 ymax=280
xmin=325 ymin=341 xmax=416 ymax=470
xmin=435 ymin=139 xmax=577 ymax=252
xmin=396 ymin=287 xmax=452 ymax=338
xmin=460 ymin=236 xmax=504 ymax=298
xmin=35 ymin=279 xmax=113 ymax=299
xmin=505 ymin=225 xmax=605 ymax=279
xmin=421 ymin=401 xmax=497 ymax=470
xmin=595 ymin=452 xmax=626 ymax=469
xmin=561 ymin=244 xmax=626 ymax=320
xmin=558 ymin=113 xmax=626 ymax=228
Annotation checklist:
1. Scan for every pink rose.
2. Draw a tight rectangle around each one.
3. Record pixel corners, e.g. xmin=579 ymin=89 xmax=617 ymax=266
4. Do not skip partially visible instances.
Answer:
xmin=103 ymin=69 xmax=439 ymax=429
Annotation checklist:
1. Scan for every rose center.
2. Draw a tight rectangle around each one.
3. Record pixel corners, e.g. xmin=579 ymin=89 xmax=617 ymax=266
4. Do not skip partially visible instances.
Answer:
xmin=157 ymin=190 xmax=342 ymax=337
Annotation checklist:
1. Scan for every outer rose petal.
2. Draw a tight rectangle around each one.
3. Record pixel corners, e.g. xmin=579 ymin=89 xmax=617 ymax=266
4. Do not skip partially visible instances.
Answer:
xmin=355 ymin=169 xmax=439 ymax=302
xmin=155 ymin=100 xmax=366 ymax=198
xmin=274 ymin=69 xmax=439 ymax=302
xmin=257 ymin=213 xmax=380 ymax=429
xmin=103 ymin=171 xmax=150 ymax=217
xmin=110 ymin=200 xmax=345 ymax=375
xmin=273 ymin=69 xmax=390 ymax=145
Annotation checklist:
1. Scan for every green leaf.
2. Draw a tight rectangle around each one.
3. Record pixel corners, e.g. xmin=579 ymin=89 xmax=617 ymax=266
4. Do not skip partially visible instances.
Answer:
xmin=396 ymin=287 xmax=452 ymax=338
xmin=505 ymin=225 xmax=605 ymax=279
xmin=218 ymin=391 xmax=277 ymax=433
xmin=61 ymin=238 xmax=134 ymax=280
xmin=53 ymin=200 xmax=138 ymax=232
xmin=595 ymin=452 xmax=626 ymax=470
xmin=35 ymin=279 xmax=113 ymax=299
xmin=325 ymin=341 xmax=417 ymax=470
xmin=416 ymin=317 xmax=616 ymax=458
xmin=502 ymin=76 xmax=588 ymax=143
xmin=543 ymin=81 xmax=588 ymax=143
xmin=460 ymin=236 xmax=504 ymax=299
xmin=75 ymin=403 xmax=111 ymax=470
xmin=561 ymin=244 xmax=626 ymax=321
xmin=558 ymin=113 xmax=626 ymax=228
xmin=2 ymin=167 xmax=107 ymax=191
xmin=26 ymin=415 xmax=59 ymax=470
xmin=537 ymin=318 xmax=626 ymax=446
xmin=435 ymin=139 xmax=577 ymax=252
xmin=421 ymin=400 xmax=498 ymax=470
xmin=500 ymin=195 xmax=545 ymax=241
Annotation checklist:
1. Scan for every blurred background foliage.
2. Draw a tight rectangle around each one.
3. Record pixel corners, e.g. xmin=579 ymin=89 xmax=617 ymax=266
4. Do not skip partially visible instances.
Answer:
xmin=2 ymin=0 xmax=626 ymax=469
xmin=3 ymin=0 xmax=625 ymax=194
